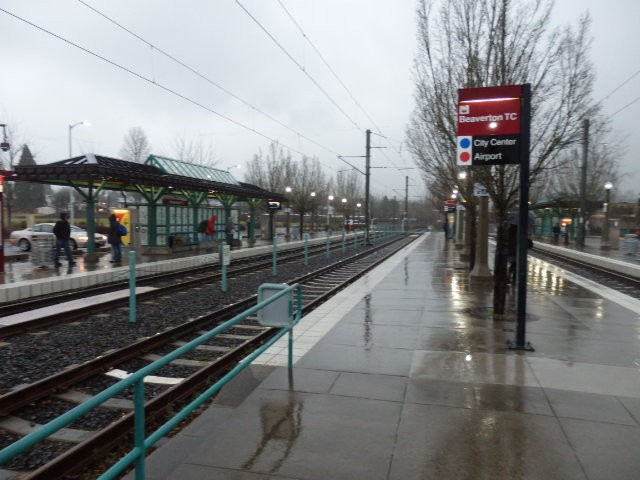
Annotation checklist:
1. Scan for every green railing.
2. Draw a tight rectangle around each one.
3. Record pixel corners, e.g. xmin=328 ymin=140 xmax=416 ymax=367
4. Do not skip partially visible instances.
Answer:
xmin=0 ymin=283 xmax=303 ymax=480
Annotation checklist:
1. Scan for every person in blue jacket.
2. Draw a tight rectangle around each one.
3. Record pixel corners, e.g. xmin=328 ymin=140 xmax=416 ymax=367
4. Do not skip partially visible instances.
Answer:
xmin=108 ymin=214 xmax=124 ymax=263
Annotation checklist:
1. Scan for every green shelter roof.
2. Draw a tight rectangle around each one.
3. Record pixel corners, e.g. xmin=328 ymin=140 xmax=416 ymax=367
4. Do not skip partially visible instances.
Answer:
xmin=146 ymin=155 xmax=241 ymax=185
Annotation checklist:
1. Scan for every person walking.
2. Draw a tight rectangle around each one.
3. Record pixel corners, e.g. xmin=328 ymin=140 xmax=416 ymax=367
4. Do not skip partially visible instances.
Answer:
xmin=225 ymin=217 xmax=234 ymax=247
xmin=53 ymin=212 xmax=76 ymax=267
xmin=552 ymin=223 xmax=560 ymax=244
xmin=205 ymin=215 xmax=218 ymax=250
xmin=108 ymin=214 xmax=124 ymax=263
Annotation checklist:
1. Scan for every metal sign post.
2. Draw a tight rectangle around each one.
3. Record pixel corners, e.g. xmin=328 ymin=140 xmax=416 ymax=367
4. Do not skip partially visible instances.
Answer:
xmin=457 ymin=84 xmax=533 ymax=350
xmin=220 ymin=244 xmax=230 ymax=292
xmin=304 ymin=233 xmax=309 ymax=266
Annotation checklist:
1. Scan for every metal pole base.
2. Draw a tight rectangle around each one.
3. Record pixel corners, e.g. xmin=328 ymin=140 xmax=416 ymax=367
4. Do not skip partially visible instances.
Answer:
xmin=507 ymin=340 xmax=535 ymax=351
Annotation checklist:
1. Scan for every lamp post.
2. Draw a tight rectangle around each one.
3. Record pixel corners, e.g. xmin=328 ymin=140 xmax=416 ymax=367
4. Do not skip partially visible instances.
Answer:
xmin=341 ymin=198 xmax=347 ymax=230
xmin=601 ymin=181 xmax=613 ymax=250
xmin=310 ymin=192 xmax=317 ymax=232
xmin=68 ymin=121 xmax=90 ymax=157
xmin=68 ymin=121 xmax=90 ymax=226
xmin=225 ymin=164 xmax=241 ymax=172
xmin=327 ymin=195 xmax=334 ymax=232
xmin=285 ymin=186 xmax=292 ymax=241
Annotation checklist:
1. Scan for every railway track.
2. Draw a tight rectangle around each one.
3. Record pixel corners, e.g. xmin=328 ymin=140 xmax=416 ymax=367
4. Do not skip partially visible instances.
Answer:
xmin=0 ymin=235 xmax=367 ymax=320
xmin=530 ymin=246 xmax=640 ymax=300
xmin=0 ymin=233 xmax=415 ymax=479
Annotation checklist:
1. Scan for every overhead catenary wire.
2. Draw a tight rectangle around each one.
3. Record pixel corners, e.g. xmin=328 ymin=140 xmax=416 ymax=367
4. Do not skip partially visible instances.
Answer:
xmin=594 ymin=67 xmax=640 ymax=120
xmin=276 ymin=0 xmax=381 ymax=134
xmin=0 ymin=6 xmax=402 ymax=195
xmin=275 ymin=0 xmax=406 ymax=171
xmin=597 ymin=67 xmax=640 ymax=104
xmin=77 ymin=0 xmax=402 ymax=191
xmin=76 ymin=0 xmax=340 ymax=163
xmin=0 ymin=7 xmax=307 ymax=160
xmin=608 ymin=95 xmax=640 ymax=119
xmin=234 ymin=0 xmax=363 ymax=133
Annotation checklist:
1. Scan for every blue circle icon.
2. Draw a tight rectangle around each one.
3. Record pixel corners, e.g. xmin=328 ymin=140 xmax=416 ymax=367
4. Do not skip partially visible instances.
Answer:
xmin=460 ymin=138 xmax=471 ymax=149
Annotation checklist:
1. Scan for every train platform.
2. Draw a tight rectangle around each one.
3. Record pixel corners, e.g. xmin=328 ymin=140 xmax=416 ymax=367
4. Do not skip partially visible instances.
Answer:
xmin=128 ymin=231 xmax=640 ymax=480
xmin=0 ymin=238 xmax=277 ymax=303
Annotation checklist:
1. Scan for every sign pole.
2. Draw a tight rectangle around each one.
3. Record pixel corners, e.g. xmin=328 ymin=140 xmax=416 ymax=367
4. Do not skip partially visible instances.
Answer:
xmin=510 ymin=83 xmax=534 ymax=350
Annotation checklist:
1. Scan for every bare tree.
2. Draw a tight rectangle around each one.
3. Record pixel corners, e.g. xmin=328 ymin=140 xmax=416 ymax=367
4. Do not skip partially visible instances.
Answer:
xmin=245 ymin=142 xmax=333 ymax=235
xmin=288 ymin=156 xmax=327 ymax=236
xmin=406 ymin=0 xmax=597 ymax=313
xmin=545 ymin=120 xmax=622 ymax=208
xmin=119 ymin=127 xmax=151 ymax=163
xmin=334 ymin=170 xmax=364 ymax=222
xmin=167 ymin=134 xmax=218 ymax=167
xmin=244 ymin=141 xmax=293 ymax=192
xmin=0 ymin=122 xmax=29 ymax=227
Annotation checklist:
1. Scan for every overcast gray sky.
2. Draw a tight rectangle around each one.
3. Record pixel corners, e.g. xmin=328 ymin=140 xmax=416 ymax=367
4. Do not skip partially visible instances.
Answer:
xmin=1 ymin=0 xmax=638 ymax=200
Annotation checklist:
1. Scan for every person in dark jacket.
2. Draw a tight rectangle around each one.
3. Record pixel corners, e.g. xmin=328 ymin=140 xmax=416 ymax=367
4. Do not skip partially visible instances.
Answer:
xmin=52 ymin=212 xmax=76 ymax=267
xmin=108 ymin=214 xmax=124 ymax=263
xmin=225 ymin=217 xmax=234 ymax=246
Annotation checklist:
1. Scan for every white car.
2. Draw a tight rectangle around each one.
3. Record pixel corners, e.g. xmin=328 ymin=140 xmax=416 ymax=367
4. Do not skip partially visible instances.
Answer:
xmin=9 ymin=223 xmax=107 ymax=251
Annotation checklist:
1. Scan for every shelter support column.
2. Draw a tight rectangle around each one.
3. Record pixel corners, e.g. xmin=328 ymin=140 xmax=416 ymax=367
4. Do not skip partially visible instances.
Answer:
xmin=455 ymin=206 xmax=465 ymax=249
xmin=469 ymin=196 xmax=492 ymax=281
xmin=461 ymin=205 xmax=472 ymax=261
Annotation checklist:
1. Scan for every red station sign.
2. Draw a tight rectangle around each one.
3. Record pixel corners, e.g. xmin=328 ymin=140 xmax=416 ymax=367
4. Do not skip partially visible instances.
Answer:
xmin=457 ymin=85 xmax=523 ymax=166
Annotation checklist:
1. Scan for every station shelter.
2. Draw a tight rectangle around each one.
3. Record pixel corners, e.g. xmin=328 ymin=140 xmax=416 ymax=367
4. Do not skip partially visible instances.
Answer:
xmin=530 ymin=197 xmax=603 ymax=240
xmin=7 ymin=153 xmax=287 ymax=255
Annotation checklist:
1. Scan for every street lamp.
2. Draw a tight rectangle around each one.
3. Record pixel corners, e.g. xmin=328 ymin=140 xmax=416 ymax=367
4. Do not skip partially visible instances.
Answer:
xmin=68 ymin=121 xmax=90 ymax=157
xmin=601 ymin=181 xmax=613 ymax=250
xmin=225 ymin=164 xmax=241 ymax=172
xmin=285 ymin=186 xmax=292 ymax=241
xmin=327 ymin=195 xmax=334 ymax=231
xmin=68 ymin=120 xmax=90 ymax=226
xmin=310 ymin=192 xmax=317 ymax=231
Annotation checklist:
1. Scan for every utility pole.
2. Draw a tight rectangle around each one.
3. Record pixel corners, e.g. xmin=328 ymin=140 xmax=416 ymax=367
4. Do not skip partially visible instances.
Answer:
xmin=577 ymin=118 xmax=589 ymax=248
xmin=0 ymin=123 xmax=11 ymax=274
xmin=405 ymin=175 xmax=409 ymax=220
xmin=365 ymin=129 xmax=371 ymax=243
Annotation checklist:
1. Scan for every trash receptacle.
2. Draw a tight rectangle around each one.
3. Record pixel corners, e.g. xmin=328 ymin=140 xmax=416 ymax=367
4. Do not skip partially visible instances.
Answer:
xmin=29 ymin=233 xmax=55 ymax=267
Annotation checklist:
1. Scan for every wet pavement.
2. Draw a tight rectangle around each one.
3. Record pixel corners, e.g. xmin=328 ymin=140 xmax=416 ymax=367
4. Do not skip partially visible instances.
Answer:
xmin=128 ymin=232 xmax=640 ymax=480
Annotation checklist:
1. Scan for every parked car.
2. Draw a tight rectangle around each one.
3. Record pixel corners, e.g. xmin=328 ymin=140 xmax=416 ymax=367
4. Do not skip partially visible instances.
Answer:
xmin=9 ymin=223 xmax=107 ymax=251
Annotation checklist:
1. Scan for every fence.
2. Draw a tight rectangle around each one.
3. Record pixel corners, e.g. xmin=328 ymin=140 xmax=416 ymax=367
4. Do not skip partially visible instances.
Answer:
xmin=0 ymin=283 xmax=303 ymax=480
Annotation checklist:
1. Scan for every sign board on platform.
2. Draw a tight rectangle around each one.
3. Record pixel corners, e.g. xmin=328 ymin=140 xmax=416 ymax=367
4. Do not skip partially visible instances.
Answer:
xmin=474 ymin=183 xmax=489 ymax=197
xmin=257 ymin=283 xmax=293 ymax=327
xmin=220 ymin=244 xmax=231 ymax=266
xmin=457 ymin=85 xmax=523 ymax=166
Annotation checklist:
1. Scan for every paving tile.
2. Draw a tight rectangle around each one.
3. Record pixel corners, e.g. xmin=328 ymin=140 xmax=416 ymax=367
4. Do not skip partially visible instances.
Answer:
xmin=259 ymin=367 xmax=339 ymax=394
xmin=410 ymin=351 xmax=540 ymax=387
xmin=297 ymin=343 xmax=414 ymax=376
xmin=545 ymin=389 xmax=636 ymax=425
xmin=330 ymin=372 xmax=407 ymax=402
xmin=183 ymin=389 xmax=402 ymax=480
xmin=618 ymin=396 xmax=640 ymax=425
xmin=388 ymin=403 xmax=585 ymax=480
xmin=561 ymin=418 xmax=640 ymax=480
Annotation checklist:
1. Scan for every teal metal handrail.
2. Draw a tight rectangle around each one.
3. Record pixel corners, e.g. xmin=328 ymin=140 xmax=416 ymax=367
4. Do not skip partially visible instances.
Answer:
xmin=0 ymin=283 xmax=303 ymax=480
